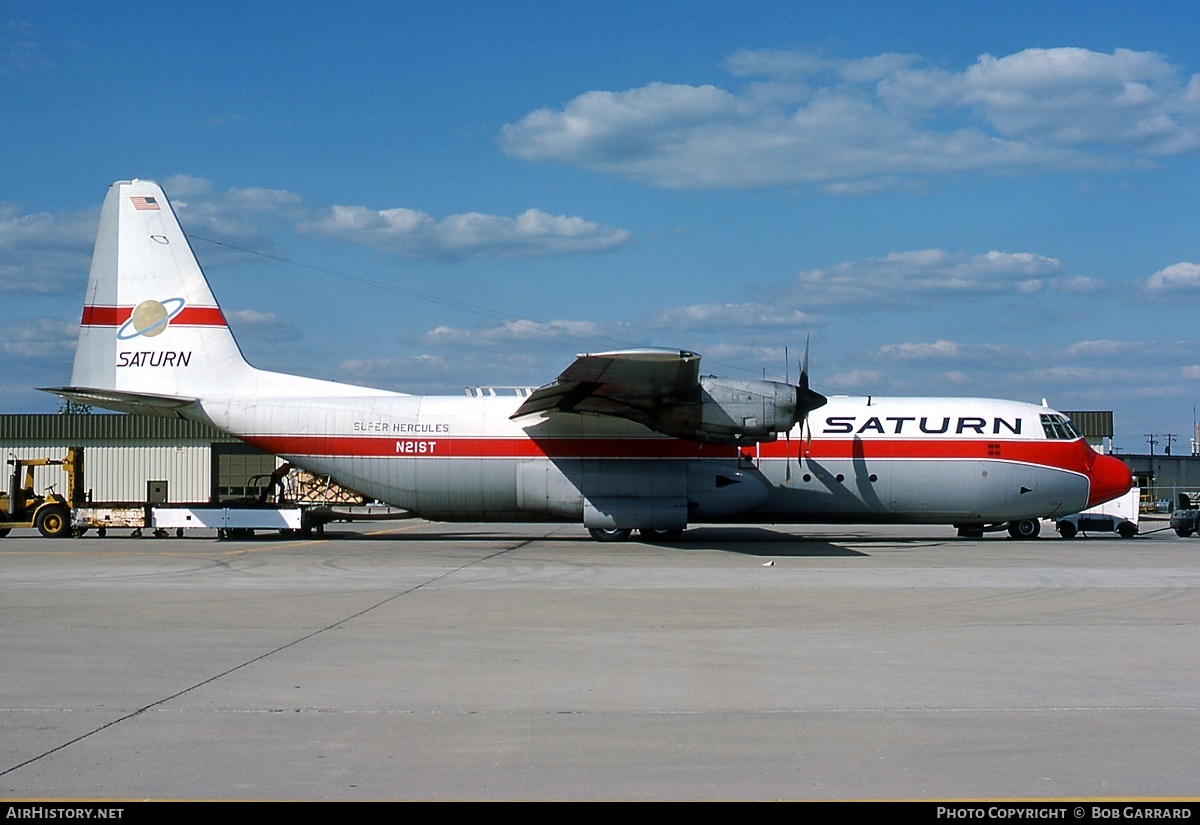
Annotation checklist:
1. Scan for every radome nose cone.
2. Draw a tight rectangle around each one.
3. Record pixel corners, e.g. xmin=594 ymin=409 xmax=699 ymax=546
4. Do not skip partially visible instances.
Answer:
xmin=1087 ymin=454 xmax=1133 ymax=509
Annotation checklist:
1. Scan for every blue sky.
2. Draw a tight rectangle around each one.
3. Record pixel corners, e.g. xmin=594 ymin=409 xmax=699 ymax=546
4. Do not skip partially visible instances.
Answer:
xmin=2 ymin=1 xmax=1198 ymax=452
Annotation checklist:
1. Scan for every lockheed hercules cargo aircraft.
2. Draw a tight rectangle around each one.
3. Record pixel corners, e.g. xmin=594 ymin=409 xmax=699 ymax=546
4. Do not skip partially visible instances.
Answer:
xmin=48 ymin=181 xmax=1132 ymax=540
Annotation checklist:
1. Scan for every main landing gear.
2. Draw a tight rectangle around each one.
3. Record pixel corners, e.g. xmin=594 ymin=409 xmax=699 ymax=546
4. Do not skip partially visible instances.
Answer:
xmin=588 ymin=528 xmax=631 ymax=542
xmin=587 ymin=527 xmax=685 ymax=542
xmin=955 ymin=520 xmax=1043 ymax=539
xmin=1007 ymin=519 xmax=1041 ymax=540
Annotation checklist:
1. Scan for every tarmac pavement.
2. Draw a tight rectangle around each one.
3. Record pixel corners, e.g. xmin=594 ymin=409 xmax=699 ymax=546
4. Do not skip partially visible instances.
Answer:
xmin=1 ymin=519 xmax=1197 ymax=800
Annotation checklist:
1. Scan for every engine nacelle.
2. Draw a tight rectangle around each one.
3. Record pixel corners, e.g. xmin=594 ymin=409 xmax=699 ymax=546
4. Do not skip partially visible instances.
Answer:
xmin=648 ymin=376 xmax=810 ymax=445
xmin=697 ymin=376 xmax=801 ymax=442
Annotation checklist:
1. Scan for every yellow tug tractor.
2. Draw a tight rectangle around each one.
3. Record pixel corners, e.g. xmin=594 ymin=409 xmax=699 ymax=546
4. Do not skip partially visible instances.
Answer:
xmin=0 ymin=448 xmax=84 ymax=538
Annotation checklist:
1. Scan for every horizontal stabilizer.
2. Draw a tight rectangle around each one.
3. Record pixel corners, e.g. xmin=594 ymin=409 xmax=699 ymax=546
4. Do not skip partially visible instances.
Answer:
xmin=40 ymin=386 xmax=200 ymax=418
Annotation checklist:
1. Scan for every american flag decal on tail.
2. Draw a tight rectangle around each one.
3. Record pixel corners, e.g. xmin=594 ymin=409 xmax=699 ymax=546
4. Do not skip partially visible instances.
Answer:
xmin=130 ymin=196 xmax=160 ymax=210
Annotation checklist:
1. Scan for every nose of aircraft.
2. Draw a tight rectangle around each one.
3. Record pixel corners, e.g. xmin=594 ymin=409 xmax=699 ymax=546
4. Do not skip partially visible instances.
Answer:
xmin=1086 ymin=453 xmax=1133 ymax=509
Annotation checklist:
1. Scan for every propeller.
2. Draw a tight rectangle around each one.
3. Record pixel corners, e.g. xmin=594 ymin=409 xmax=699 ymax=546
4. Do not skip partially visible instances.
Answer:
xmin=782 ymin=345 xmax=792 ymax=484
xmin=797 ymin=335 xmax=827 ymax=421
xmin=789 ymin=336 xmax=827 ymax=481
xmin=785 ymin=347 xmax=792 ymax=483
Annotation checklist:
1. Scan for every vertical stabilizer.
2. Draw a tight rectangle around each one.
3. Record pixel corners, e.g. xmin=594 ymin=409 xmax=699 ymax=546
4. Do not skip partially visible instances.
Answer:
xmin=66 ymin=180 xmax=253 ymax=406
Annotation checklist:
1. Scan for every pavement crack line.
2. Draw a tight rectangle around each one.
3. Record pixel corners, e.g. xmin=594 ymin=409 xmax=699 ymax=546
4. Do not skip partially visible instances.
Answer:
xmin=0 ymin=534 xmax=546 ymax=779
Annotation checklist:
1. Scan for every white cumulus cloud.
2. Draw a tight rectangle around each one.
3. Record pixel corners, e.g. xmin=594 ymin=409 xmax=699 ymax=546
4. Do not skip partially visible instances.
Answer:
xmin=1146 ymin=261 xmax=1200 ymax=292
xmin=877 ymin=340 xmax=1021 ymax=363
xmin=0 ymin=202 xmax=96 ymax=293
xmin=425 ymin=318 xmax=621 ymax=349
xmin=226 ymin=309 xmax=303 ymax=341
xmin=782 ymin=249 xmax=1064 ymax=307
xmin=501 ymin=47 xmax=1200 ymax=190
xmin=302 ymin=205 xmax=631 ymax=260
xmin=0 ymin=317 xmax=78 ymax=358
xmin=654 ymin=301 xmax=823 ymax=329
xmin=162 ymin=175 xmax=633 ymax=262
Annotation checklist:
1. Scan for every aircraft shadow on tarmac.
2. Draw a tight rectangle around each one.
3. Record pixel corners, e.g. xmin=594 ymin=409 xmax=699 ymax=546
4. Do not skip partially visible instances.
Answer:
xmin=646 ymin=526 xmax=871 ymax=556
xmin=326 ymin=525 xmax=873 ymax=557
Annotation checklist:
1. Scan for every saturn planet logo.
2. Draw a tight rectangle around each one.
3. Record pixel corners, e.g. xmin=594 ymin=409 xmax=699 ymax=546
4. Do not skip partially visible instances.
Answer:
xmin=116 ymin=298 xmax=186 ymax=339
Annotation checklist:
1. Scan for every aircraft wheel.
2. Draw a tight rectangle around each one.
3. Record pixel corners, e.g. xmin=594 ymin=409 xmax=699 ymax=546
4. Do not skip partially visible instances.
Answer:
xmin=1175 ymin=526 xmax=1194 ymax=538
xmin=36 ymin=505 xmax=71 ymax=539
xmin=588 ymin=527 xmax=632 ymax=542
xmin=639 ymin=528 xmax=684 ymax=542
xmin=1056 ymin=521 xmax=1077 ymax=539
xmin=301 ymin=512 xmax=327 ymax=538
xmin=1007 ymin=519 xmax=1041 ymax=540
xmin=1117 ymin=521 xmax=1138 ymax=539
xmin=0 ymin=514 xmax=10 ymax=538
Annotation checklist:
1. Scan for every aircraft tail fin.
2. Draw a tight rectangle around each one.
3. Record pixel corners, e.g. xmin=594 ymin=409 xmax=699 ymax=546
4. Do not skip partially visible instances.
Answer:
xmin=58 ymin=179 xmax=255 ymax=405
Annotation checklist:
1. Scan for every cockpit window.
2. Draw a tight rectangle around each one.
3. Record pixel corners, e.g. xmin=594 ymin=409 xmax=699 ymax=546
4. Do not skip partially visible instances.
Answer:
xmin=1040 ymin=413 xmax=1082 ymax=440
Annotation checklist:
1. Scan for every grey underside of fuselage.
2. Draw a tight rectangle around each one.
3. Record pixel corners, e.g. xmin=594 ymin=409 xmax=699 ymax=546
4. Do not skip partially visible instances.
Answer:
xmin=280 ymin=453 xmax=1088 ymax=526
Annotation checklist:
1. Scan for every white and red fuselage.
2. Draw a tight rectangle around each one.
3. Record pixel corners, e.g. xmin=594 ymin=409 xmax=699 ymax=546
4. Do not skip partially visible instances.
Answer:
xmin=191 ymin=390 xmax=1130 ymax=529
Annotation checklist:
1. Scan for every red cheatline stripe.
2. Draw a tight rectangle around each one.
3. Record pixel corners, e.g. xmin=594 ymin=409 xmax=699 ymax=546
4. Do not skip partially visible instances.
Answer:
xmin=240 ymin=434 xmax=1093 ymax=470
xmin=80 ymin=306 xmax=127 ymax=326
xmin=173 ymin=307 xmax=227 ymax=325
xmin=243 ymin=435 xmax=737 ymax=460
xmin=81 ymin=305 xmax=227 ymax=327
xmin=757 ymin=437 xmax=1091 ymax=466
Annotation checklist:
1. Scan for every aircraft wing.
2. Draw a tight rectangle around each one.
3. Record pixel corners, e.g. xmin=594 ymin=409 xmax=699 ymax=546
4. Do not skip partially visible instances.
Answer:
xmin=511 ymin=349 xmax=701 ymax=430
xmin=513 ymin=347 xmax=825 ymax=445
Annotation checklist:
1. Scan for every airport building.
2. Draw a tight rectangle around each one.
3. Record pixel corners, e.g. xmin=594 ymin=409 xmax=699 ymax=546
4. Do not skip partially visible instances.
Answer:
xmin=1062 ymin=410 xmax=1115 ymax=454
xmin=0 ymin=413 xmax=278 ymax=504
xmin=1118 ymin=453 xmax=1200 ymax=509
